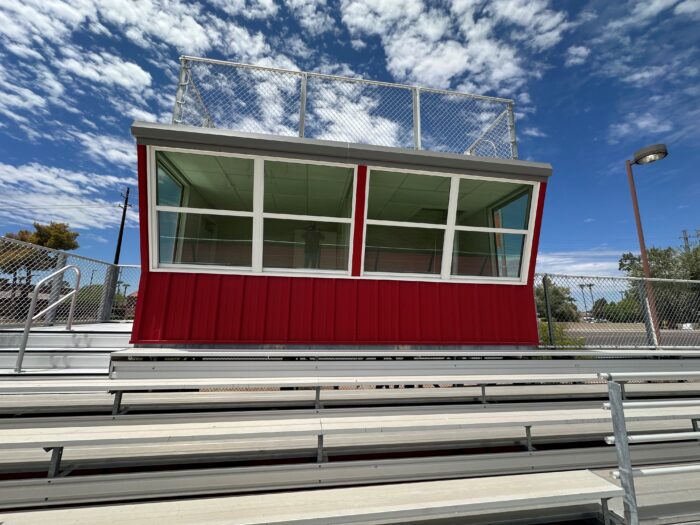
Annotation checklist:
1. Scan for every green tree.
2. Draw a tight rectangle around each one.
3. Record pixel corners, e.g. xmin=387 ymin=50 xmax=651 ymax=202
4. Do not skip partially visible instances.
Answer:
xmin=603 ymin=298 xmax=643 ymax=323
xmin=591 ymin=297 xmax=608 ymax=319
xmin=2 ymin=223 xmax=80 ymax=299
xmin=535 ymin=276 xmax=580 ymax=322
xmin=6 ymin=222 xmax=79 ymax=251
xmin=619 ymin=245 xmax=700 ymax=327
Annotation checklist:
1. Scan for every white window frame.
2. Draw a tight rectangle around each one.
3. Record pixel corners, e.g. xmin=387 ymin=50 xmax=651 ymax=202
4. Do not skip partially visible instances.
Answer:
xmin=361 ymin=166 xmax=539 ymax=285
xmin=147 ymin=146 xmax=356 ymax=278
xmin=147 ymin=146 xmax=539 ymax=285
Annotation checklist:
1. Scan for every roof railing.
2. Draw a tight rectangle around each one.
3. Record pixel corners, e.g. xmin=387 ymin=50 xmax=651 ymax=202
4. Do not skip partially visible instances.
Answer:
xmin=171 ymin=56 xmax=518 ymax=160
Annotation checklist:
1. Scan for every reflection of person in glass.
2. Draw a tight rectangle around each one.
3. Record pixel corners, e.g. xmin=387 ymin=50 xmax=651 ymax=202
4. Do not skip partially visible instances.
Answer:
xmin=303 ymin=223 xmax=324 ymax=268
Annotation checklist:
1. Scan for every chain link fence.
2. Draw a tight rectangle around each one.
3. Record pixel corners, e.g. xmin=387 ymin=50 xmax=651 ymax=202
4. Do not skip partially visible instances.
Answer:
xmin=535 ymin=273 xmax=700 ymax=348
xmin=0 ymin=237 xmax=140 ymax=327
xmin=3 ymin=235 xmax=698 ymax=348
xmin=173 ymin=56 xmax=517 ymax=159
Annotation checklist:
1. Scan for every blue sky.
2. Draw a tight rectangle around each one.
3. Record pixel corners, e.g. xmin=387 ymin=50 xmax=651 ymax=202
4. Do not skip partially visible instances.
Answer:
xmin=0 ymin=0 xmax=698 ymax=274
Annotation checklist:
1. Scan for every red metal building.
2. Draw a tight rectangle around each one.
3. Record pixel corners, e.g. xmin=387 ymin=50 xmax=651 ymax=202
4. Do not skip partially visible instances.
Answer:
xmin=130 ymin=122 xmax=551 ymax=347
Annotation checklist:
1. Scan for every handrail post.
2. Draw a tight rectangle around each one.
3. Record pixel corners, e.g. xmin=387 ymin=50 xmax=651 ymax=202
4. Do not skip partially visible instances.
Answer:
xmin=66 ymin=268 xmax=81 ymax=331
xmin=45 ymin=253 xmax=67 ymax=327
xmin=14 ymin=265 xmax=81 ymax=374
xmin=15 ymin=285 xmax=41 ymax=373
xmin=608 ymin=380 xmax=639 ymax=525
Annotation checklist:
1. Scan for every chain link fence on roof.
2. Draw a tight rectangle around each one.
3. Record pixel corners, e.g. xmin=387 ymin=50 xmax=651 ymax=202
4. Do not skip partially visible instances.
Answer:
xmin=534 ymin=273 xmax=700 ymax=348
xmin=0 ymin=236 xmax=140 ymax=327
xmin=172 ymin=56 xmax=518 ymax=159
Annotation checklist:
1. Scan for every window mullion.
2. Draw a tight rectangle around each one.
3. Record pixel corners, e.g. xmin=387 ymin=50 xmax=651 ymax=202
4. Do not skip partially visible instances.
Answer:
xmin=252 ymin=158 xmax=264 ymax=272
xmin=441 ymin=176 xmax=460 ymax=279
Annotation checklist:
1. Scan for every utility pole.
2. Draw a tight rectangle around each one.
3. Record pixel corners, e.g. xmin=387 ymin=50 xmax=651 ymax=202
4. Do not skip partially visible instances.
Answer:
xmin=114 ymin=187 xmax=131 ymax=265
xmin=680 ymin=229 xmax=690 ymax=252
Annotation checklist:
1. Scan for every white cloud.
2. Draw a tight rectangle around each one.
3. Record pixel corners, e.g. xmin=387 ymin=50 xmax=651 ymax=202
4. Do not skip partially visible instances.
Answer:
xmin=59 ymin=49 xmax=152 ymax=92
xmin=608 ymin=113 xmax=673 ymax=143
xmin=486 ymin=0 xmax=572 ymax=50
xmin=0 ymin=161 xmax=135 ymax=229
xmin=69 ymin=132 xmax=136 ymax=166
xmin=619 ymin=65 xmax=668 ymax=85
xmin=674 ymin=0 xmax=700 ymax=17
xmin=536 ymin=250 xmax=622 ymax=276
xmin=522 ymin=127 xmax=547 ymax=137
xmin=564 ymin=45 xmax=590 ymax=67
xmin=209 ymin=0 xmax=278 ymax=19
xmin=584 ymin=218 xmax=595 ymax=223
xmin=340 ymin=0 xmax=572 ymax=95
xmin=284 ymin=0 xmax=335 ymax=35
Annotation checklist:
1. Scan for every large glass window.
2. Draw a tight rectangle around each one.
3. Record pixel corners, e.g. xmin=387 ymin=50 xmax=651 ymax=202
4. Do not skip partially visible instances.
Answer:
xmin=158 ymin=212 xmax=252 ymax=267
xmin=264 ymin=161 xmax=353 ymax=217
xmin=447 ymin=178 xmax=532 ymax=279
xmin=365 ymin=170 xmax=450 ymax=275
xmin=156 ymin=151 xmax=253 ymax=212
xmin=456 ymin=179 xmax=532 ymax=229
xmin=154 ymin=151 xmax=255 ymax=268
xmin=451 ymin=231 xmax=525 ymax=278
xmin=263 ymin=219 xmax=350 ymax=270
xmin=152 ymin=147 xmax=536 ymax=282
xmin=365 ymin=225 xmax=443 ymax=274
xmin=263 ymin=161 xmax=354 ymax=271
xmin=368 ymin=170 xmax=450 ymax=224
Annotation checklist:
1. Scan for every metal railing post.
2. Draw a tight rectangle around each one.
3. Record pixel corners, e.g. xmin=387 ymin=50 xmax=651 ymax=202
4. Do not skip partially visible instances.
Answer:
xmin=299 ymin=73 xmax=308 ymax=138
xmin=637 ymin=280 xmax=659 ymax=347
xmin=98 ymin=265 xmax=118 ymax=322
xmin=542 ymin=274 xmax=555 ymax=346
xmin=172 ymin=57 xmax=191 ymax=124
xmin=412 ymin=88 xmax=421 ymax=150
xmin=507 ymin=102 xmax=519 ymax=159
xmin=608 ymin=380 xmax=639 ymax=525
xmin=44 ymin=253 xmax=67 ymax=326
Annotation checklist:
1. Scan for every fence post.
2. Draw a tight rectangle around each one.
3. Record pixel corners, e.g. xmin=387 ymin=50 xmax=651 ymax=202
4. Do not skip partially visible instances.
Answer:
xmin=542 ymin=274 xmax=555 ymax=346
xmin=637 ymin=280 xmax=658 ymax=347
xmin=172 ymin=57 xmax=190 ymax=124
xmin=507 ymin=102 xmax=518 ymax=159
xmin=44 ymin=253 xmax=67 ymax=327
xmin=412 ymin=88 xmax=421 ymax=150
xmin=608 ymin=380 xmax=639 ymax=525
xmin=299 ymin=73 xmax=308 ymax=138
xmin=98 ymin=265 xmax=118 ymax=323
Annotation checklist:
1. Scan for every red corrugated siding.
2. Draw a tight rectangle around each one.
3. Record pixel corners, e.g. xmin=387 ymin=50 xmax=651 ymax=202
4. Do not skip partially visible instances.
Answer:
xmin=132 ymin=272 xmax=540 ymax=345
xmin=131 ymin=146 xmax=547 ymax=346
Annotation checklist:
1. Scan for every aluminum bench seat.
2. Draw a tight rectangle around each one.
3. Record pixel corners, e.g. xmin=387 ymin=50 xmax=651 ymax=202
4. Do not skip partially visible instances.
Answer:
xmin=0 ymin=374 xmax=604 ymax=393
xmin=4 ymin=403 xmax=700 ymax=448
xmin=0 ymin=374 xmax=607 ymax=414
xmin=2 ymin=382 xmax=699 ymax=416
xmin=0 ymin=418 xmax=691 ymax=474
xmin=0 ymin=469 xmax=622 ymax=525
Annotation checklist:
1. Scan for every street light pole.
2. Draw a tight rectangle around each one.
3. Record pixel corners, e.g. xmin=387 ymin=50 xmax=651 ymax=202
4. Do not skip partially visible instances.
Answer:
xmin=625 ymin=144 xmax=668 ymax=347
xmin=625 ymin=160 xmax=654 ymax=282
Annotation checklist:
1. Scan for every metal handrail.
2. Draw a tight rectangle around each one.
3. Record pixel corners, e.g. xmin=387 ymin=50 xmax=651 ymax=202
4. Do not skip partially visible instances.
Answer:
xmin=14 ymin=265 xmax=81 ymax=373
xmin=603 ymin=371 xmax=700 ymax=525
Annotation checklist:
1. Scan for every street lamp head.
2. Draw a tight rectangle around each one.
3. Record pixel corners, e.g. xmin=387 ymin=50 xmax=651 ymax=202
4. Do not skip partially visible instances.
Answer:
xmin=633 ymin=143 xmax=668 ymax=165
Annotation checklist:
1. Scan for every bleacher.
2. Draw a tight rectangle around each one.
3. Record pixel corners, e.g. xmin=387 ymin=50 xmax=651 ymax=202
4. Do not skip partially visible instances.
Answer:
xmin=1 ymin=349 xmax=700 ymax=524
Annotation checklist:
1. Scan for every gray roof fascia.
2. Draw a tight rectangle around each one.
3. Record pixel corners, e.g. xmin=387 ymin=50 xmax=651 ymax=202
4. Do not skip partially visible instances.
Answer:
xmin=131 ymin=121 xmax=552 ymax=182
